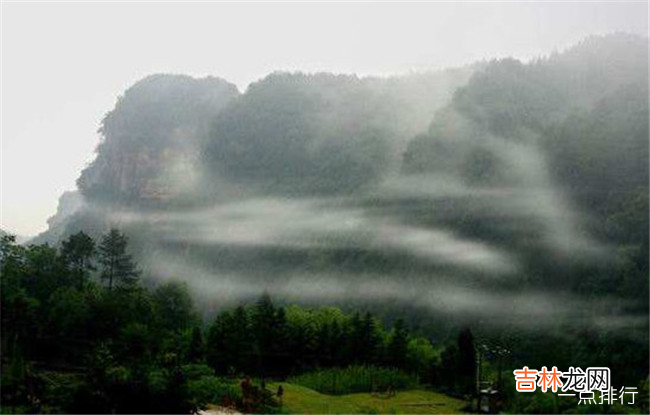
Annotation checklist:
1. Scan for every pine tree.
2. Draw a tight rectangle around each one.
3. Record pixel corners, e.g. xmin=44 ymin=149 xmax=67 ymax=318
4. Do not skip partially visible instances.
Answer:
xmin=273 ymin=307 xmax=289 ymax=355
xmin=457 ymin=327 xmax=476 ymax=395
xmin=361 ymin=312 xmax=380 ymax=364
xmin=253 ymin=292 xmax=276 ymax=376
xmin=387 ymin=318 xmax=409 ymax=369
xmin=98 ymin=229 xmax=139 ymax=291
xmin=61 ymin=231 xmax=96 ymax=290
xmin=347 ymin=312 xmax=363 ymax=365
xmin=231 ymin=305 xmax=254 ymax=373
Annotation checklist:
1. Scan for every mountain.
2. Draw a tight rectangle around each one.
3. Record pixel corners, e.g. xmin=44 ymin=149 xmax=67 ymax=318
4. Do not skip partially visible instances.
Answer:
xmin=77 ymin=74 xmax=240 ymax=205
xmin=34 ymin=34 xmax=648 ymax=332
xmin=203 ymin=69 xmax=472 ymax=195
xmin=402 ymin=33 xmax=648 ymax=249
xmin=36 ymin=67 xmax=473 ymax=244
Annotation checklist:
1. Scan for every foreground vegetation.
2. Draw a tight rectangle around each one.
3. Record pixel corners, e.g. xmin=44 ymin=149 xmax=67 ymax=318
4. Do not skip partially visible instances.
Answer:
xmin=2 ymin=226 xmax=649 ymax=413
xmin=0 ymin=230 xmax=475 ymax=413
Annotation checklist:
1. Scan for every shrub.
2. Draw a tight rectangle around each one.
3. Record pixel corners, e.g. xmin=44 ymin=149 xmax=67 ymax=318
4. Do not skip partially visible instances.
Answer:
xmin=187 ymin=376 xmax=241 ymax=409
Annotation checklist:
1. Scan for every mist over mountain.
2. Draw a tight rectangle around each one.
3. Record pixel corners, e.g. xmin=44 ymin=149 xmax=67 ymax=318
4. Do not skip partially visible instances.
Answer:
xmin=32 ymin=34 xmax=647 ymax=346
xmin=204 ymin=69 xmax=471 ymax=195
xmin=402 ymin=33 xmax=648 ymax=270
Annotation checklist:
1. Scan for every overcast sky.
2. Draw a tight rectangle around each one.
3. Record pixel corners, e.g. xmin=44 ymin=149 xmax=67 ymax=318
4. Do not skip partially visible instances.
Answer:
xmin=1 ymin=1 xmax=648 ymax=237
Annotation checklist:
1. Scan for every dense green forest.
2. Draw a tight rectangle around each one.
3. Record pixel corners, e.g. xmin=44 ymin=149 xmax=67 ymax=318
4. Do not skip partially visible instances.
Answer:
xmin=2 ymin=230 xmax=648 ymax=413
xmin=3 ymin=33 xmax=649 ymax=414
xmin=1 ymin=230 xmax=479 ymax=413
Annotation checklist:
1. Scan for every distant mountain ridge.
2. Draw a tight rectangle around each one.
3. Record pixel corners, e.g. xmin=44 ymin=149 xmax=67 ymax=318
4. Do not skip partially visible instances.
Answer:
xmin=35 ymin=66 xmax=475 ymax=244
xmin=31 ymin=35 xmax=648 ymax=327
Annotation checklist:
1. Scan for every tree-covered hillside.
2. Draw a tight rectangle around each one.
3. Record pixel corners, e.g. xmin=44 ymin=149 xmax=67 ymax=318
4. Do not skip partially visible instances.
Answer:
xmin=402 ymin=32 xmax=648 ymax=306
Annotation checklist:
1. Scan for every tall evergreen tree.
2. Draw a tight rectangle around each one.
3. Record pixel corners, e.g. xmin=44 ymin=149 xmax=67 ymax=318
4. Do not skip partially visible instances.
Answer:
xmin=457 ymin=327 xmax=476 ymax=395
xmin=230 ymin=305 xmax=254 ymax=374
xmin=253 ymin=292 xmax=277 ymax=376
xmin=206 ymin=306 xmax=254 ymax=375
xmin=387 ymin=318 xmax=409 ymax=368
xmin=361 ymin=312 xmax=380 ymax=364
xmin=60 ymin=231 xmax=96 ymax=290
xmin=98 ymin=229 xmax=139 ymax=291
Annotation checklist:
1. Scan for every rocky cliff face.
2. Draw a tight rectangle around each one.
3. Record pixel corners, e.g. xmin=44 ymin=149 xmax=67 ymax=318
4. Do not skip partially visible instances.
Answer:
xmin=46 ymin=190 xmax=84 ymax=229
xmin=77 ymin=74 xmax=240 ymax=205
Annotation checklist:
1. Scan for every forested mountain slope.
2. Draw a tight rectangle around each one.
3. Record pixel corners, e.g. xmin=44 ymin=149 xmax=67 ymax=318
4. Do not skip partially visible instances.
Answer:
xmin=31 ymin=34 xmax=647 ymax=338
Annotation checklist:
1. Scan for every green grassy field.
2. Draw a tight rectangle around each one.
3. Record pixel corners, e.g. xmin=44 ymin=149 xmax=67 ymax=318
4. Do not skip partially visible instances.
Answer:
xmin=267 ymin=383 xmax=468 ymax=414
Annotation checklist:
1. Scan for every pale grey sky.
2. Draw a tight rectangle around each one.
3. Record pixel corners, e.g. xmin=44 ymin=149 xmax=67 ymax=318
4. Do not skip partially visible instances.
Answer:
xmin=1 ymin=1 xmax=648 ymax=237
